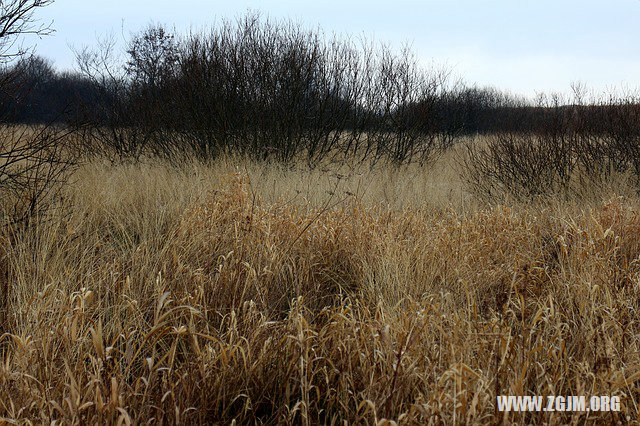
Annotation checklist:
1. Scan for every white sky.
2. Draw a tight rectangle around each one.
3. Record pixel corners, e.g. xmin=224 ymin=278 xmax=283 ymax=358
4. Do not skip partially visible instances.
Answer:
xmin=25 ymin=0 xmax=640 ymax=97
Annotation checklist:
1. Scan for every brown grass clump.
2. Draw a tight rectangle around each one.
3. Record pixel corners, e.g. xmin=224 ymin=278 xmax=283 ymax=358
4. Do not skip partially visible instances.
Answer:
xmin=1 ymin=158 xmax=640 ymax=424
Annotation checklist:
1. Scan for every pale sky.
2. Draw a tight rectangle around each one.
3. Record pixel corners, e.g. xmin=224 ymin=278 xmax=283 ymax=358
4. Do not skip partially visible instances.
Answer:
xmin=25 ymin=0 xmax=640 ymax=97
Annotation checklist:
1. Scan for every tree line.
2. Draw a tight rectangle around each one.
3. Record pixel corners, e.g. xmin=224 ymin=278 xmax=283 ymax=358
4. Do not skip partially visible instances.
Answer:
xmin=4 ymin=13 xmax=638 ymax=167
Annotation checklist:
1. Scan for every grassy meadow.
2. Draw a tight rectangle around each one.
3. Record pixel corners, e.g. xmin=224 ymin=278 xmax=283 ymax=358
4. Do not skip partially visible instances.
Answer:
xmin=2 ymin=139 xmax=640 ymax=424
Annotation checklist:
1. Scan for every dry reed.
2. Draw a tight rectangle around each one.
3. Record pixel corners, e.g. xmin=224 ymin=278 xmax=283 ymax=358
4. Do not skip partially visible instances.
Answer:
xmin=1 ymin=154 xmax=639 ymax=424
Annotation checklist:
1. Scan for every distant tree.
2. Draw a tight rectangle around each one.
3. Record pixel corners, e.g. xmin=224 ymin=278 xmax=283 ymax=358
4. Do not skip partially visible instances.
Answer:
xmin=0 ymin=55 xmax=54 ymax=121
xmin=0 ymin=55 xmax=92 ymax=123
xmin=17 ymin=53 xmax=54 ymax=82
xmin=126 ymin=24 xmax=179 ymax=88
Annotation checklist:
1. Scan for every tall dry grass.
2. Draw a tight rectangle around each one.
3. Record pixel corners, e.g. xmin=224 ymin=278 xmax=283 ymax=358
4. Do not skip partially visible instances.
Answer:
xmin=1 ymin=153 xmax=640 ymax=423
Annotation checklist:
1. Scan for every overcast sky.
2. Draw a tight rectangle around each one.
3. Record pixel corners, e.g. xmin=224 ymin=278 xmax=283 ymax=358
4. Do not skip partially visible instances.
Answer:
xmin=26 ymin=0 xmax=640 ymax=97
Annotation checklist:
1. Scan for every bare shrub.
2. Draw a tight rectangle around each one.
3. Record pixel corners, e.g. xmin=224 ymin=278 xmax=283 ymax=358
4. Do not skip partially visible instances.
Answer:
xmin=576 ymin=93 xmax=640 ymax=184
xmin=0 ymin=125 xmax=76 ymax=224
xmin=462 ymin=89 xmax=640 ymax=201
xmin=461 ymin=94 xmax=580 ymax=200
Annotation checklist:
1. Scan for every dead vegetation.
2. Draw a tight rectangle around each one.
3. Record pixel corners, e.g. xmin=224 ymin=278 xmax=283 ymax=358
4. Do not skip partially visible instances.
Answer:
xmin=1 ymin=156 xmax=640 ymax=423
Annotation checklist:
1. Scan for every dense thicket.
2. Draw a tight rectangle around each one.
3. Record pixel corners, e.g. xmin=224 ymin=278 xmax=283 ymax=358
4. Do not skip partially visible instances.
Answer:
xmin=68 ymin=16 xmax=462 ymax=163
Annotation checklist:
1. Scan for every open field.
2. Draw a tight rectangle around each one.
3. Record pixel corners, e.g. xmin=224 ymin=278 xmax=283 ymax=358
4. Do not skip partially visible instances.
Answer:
xmin=2 ymin=147 xmax=640 ymax=423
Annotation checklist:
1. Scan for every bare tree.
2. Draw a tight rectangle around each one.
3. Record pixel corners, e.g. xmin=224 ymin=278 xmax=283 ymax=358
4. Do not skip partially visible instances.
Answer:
xmin=74 ymin=29 xmax=179 ymax=161
xmin=0 ymin=0 xmax=75 ymax=228
xmin=0 ymin=0 xmax=54 ymax=64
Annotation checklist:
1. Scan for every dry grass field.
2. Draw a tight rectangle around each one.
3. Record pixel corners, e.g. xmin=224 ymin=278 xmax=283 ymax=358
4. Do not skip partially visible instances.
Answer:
xmin=2 ymin=143 xmax=640 ymax=424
